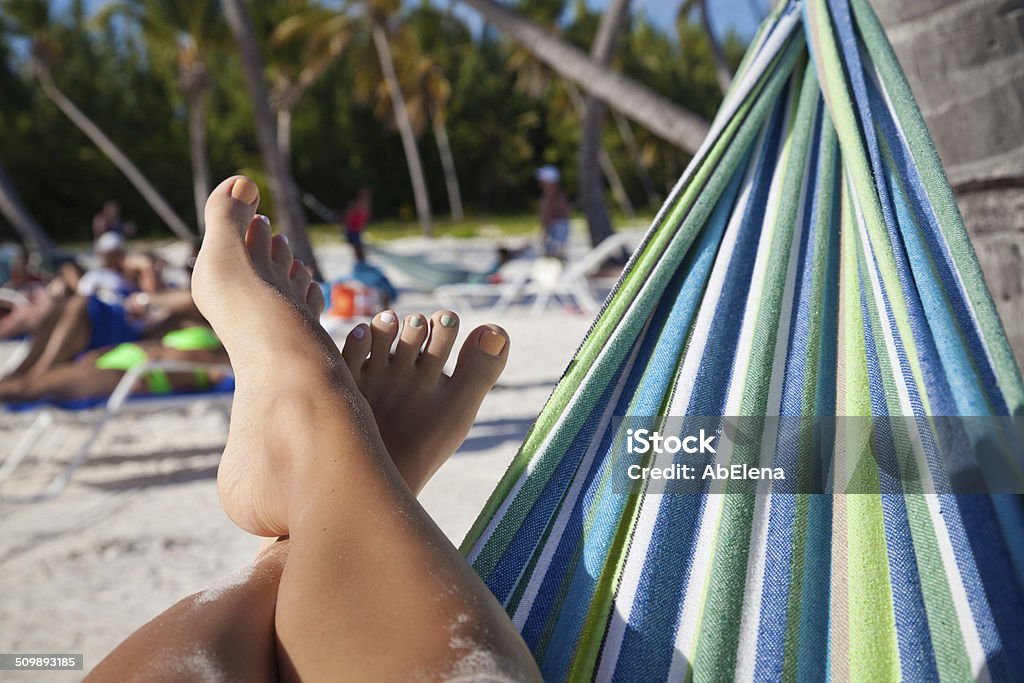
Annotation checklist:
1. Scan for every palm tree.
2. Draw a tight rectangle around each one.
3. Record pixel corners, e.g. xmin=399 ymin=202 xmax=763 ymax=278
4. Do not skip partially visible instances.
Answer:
xmin=694 ymin=0 xmax=733 ymax=94
xmin=0 ymin=158 xmax=54 ymax=254
xmin=97 ymin=0 xmax=227 ymax=233
xmin=578 ymin=0 xmax=632 ymax=247
xmin=875 ymin=0 xmax=1024 ymax=367
xmin=367 ymin=6 xmax=433 ymax=236
xmin=269 ymin=4 xmax=352 ymax=164
xmin=222 ymin=0 xmax=320 ymax=275
xmin=2 ymin=0 xmax=194 ymax=240
xmin=458 ymin=0 xmax=711 ymax=154
xmin=393 ymin=46 xmax=463 ymax=222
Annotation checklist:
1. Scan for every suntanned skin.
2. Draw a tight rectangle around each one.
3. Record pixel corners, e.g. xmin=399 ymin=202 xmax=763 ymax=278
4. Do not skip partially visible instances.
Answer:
xmin=87 ymin=176 xmax=542 ymax=683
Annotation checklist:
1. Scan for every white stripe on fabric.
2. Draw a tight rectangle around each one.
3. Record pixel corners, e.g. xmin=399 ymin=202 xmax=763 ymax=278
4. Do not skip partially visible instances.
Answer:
xmin=849 ymin=174 xmax=989 ymax=680
xmin=595 ymin=135 xmax=768 ymax=683
xmin=670 ymin=88 xmax=798 ymax=677
xmin=509 ymin=324 xmax=649 ymax=628
xmin=735 ymin=107 xmax=817 ymax=680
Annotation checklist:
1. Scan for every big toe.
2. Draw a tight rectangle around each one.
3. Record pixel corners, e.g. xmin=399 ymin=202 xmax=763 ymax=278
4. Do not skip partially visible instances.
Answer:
xmin=449 ymin=324 xmax=509 ymax=404
xmin=203 ymin=176 xmax=261 ymax=254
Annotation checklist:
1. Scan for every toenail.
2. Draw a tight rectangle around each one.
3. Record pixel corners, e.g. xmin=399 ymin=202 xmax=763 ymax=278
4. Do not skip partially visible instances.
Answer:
xmin=352 ymin=325 xmax=366 ymax=339
xmin=409 ymin=315 xmax=424 ymax=328
xmin=230 ymin=177 xmax=259 ymax=204
xmin=380 ymin=311 xmax=397 ymax=324
xmin=440 ymin=314 xmax=458 ymax=328
xmin=256 ymin=214 xmax=270 ymax=226
xmin=480 ymin=330 xmax=506 ymax=356
xmin=279 ymin=234 xmax=289 ymax=244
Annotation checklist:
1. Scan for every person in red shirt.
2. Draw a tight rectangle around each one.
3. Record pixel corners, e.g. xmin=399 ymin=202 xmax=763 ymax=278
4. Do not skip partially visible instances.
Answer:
xmin=342 ymin=187 xmax=372 ymax=263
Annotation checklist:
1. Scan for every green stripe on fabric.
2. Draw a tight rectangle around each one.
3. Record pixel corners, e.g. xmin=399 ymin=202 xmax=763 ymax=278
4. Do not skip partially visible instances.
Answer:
xmin=693 ymin=60 xmax=819 ymax=681
xmin=782 ymin=109 xmax=841 ymax=681
xmin=807 ymin=0 xmax=931 ymax=421
xmin=849 ymin=0 xmax=1024 ymax=415
xmin=841 ymin=178 xmax=901 ymax=682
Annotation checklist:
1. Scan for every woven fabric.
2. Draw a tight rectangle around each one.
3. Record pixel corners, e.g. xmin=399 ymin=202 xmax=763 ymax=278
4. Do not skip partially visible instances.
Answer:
xmin=461 ymin=1 xmax=1024 ymax=679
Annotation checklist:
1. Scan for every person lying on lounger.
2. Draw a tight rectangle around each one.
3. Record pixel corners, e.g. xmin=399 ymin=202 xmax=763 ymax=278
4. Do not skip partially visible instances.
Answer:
xmin=0 ymin=325 xmax=227 ymax=404
xmin=85 ymin=176 xmax=542 ymax=682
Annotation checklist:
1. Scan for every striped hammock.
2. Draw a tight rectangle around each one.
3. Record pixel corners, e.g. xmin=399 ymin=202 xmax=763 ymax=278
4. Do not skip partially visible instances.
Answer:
xmin=460 ymin=0 xmax=1024 ymax=680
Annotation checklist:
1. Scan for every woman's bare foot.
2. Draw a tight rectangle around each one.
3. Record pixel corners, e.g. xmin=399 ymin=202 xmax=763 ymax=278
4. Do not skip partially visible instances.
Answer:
xmin=340 ymin=311 xmax=509 ymax=493
xmin=193 ymin=176 xmax=360 ymax=538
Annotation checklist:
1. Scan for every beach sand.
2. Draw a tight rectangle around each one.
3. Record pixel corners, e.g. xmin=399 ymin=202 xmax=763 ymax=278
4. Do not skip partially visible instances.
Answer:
xmin=0 ymin=237 xmax=603 ymax=679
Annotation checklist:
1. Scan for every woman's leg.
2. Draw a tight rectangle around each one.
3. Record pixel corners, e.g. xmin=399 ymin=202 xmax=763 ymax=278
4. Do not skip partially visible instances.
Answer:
xmin=89 ymin=177 xmax=539 ymax=682
xmin=7 ymin=294 xmax=92 ymax=381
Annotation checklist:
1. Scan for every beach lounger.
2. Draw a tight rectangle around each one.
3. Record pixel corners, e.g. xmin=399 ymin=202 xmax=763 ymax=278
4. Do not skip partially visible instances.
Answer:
xmin=0 ymin=359 xmax=233 ymax=503
xmin=435 ymin=231 xmax=639 ymax=315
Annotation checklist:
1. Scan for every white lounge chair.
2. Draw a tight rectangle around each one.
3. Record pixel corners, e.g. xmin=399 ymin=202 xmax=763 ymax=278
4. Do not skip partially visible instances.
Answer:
xmin=435 ymin=231 xmax=639 ymax=315
xmin=0 ymin=359 xmax=233 ymax=503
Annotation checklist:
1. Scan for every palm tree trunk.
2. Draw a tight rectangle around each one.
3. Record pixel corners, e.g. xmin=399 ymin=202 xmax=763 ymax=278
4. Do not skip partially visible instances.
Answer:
xmin=222 ymin=0 xmax=320 ymax=276
xmin=598 ymin=149 xmax=634 ymax=218
xmin=431 ymin=109 xmax=463 ymax=222
xmin=459 ymin=0 xmax=710 ymax=154
xmin=699 ymin=0 xmax=733 ymax=95
xmin=187 ymin=88 xmax=212 ymax=234
xmin=874 ymin=0 xmax=1024 ymax=367
xmin=566 ymin=83 xmax=633 ymax=219
xmin=579 ymin=0 xmax=631 ymax=247
xmin=0 ymin=158 xmax=54 ymax=255
xmin=34 ymin=65 xmax=194 ymax=241
xmin=611 ymin=108 xmax=660 ymax=207
xmin=372 ymin=22 xmax=433 ymax=236
xmin=277 ymin=107 xmax=293 ymax=165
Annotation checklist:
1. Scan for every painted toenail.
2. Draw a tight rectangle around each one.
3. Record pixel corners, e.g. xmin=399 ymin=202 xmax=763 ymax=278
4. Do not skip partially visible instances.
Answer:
xmin=380 ymin=311 xmax=397 ymax=324
xmin=480 ymin=330 xmax=506 ymax=356
xmin=440 ymin=314 xmax=457 ymax=328
xmin=352 ymin=325 xmax=366 ymax=339
xmin=256 ymin=214 xmax=270 ymax=226
xmin=230 ymin=177 xmax=259 ymax=204
xmin=409 ymin=316 xmax=424 ymax=328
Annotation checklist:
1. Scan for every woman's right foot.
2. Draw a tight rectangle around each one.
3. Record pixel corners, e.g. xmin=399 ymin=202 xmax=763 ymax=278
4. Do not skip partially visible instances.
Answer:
xmin=340 ymin=311 xmax=509 ymax=493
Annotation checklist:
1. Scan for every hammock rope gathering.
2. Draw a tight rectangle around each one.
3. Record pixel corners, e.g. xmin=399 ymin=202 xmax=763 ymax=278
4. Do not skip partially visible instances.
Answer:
xmin=459 ymin=0 xmax=1024 ymax=680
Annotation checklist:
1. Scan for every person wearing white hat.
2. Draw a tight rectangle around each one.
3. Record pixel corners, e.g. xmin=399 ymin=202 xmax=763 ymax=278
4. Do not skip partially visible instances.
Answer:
xmin=536 ymin=165 xmax=570 ymax=259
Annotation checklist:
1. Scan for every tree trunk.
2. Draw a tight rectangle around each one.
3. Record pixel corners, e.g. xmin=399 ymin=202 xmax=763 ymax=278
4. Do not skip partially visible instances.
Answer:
xmin=611 ymin=108 xmax=660 ymax=207
xmin=566 ymin=83 xmax=634 ymax=219
xmin=431 ymin=109 xmax=464 ymax=222
xmin=873 ymin=0 xmax=1024 ymax=368
xmin=222 ymin=0 xmax=320 ymax=276
xmin=459 ymin=0 xmax=710 ymax=154
xmin=372 ymin=22 xmax=433 ymax=236
xmin=277 ymin=107 xmax=293 ymax=165
xmin=187 ymin=88 xmax=212 ymax=234
xmin=699 ymin=0 xmax=733 ymax=94
xmin=0 ymin=158 xmax=54 ymax=254
xmin=579 ymin=0 xmax=631 ymax=247
xmin=34 ymin=65 xmax=194 ymax=241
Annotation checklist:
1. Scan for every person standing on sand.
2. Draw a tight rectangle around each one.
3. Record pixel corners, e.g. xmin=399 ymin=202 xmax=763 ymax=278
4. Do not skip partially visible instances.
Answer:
xmin=343 ymin=186 xmax=372 ymax=263
xmin=536 ymin=165 xmax=570 ymax=260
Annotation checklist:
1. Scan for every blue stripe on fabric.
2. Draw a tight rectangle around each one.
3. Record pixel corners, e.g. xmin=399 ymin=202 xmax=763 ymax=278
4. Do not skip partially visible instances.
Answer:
xmin=753 ymin=98 xmax=824 ymax=682
xmin=855 ymin=229 xmax=942 ymax=681
xmin=527 ymin=165 xmax=750 ymax=672
xmin=607 ymin=150 xmax=756 ymax=683
xmin=954 ymin=494 xmax=1024 ymax=680
xmin=685 ymin=93 xmax=790 ymax=418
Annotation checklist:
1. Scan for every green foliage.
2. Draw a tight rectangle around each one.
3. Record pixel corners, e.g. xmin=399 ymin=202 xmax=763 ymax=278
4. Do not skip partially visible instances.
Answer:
xmin=0 ymin=0 xmax=744 ymax=244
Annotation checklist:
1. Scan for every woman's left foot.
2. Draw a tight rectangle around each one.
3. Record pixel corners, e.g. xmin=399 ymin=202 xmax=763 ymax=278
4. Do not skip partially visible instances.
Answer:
xmin=340 ymin=310 xmax=509 ymax=493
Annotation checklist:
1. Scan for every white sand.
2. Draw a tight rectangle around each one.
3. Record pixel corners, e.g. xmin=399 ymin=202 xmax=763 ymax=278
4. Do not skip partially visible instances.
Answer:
xmin=0 ymin=236 xmax=604 ymax=680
